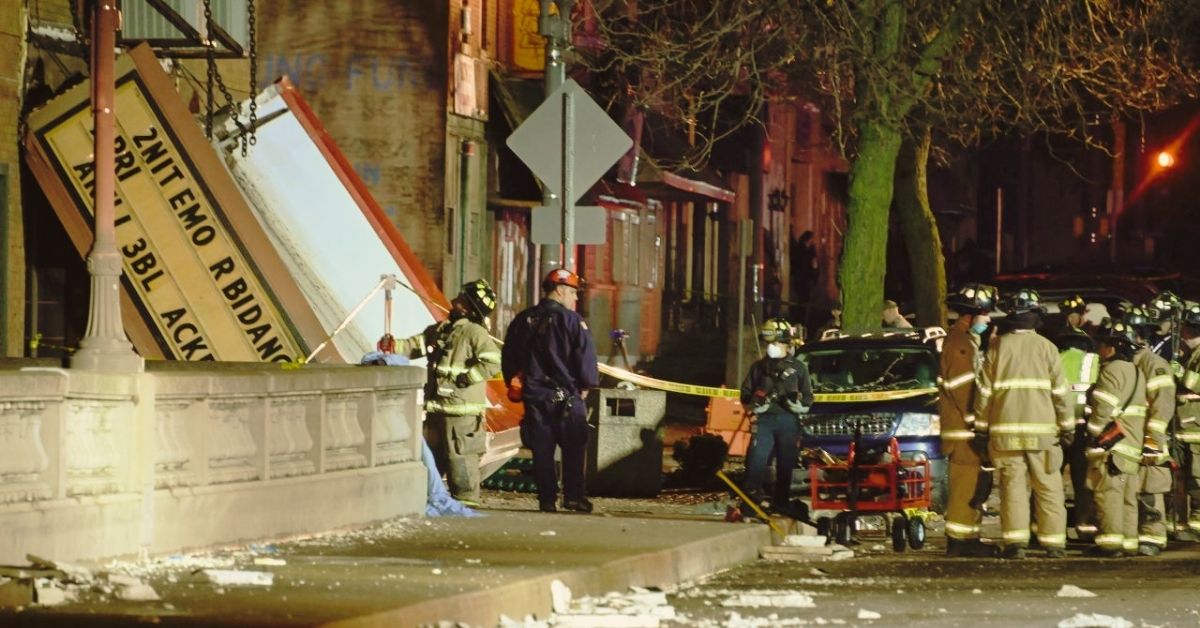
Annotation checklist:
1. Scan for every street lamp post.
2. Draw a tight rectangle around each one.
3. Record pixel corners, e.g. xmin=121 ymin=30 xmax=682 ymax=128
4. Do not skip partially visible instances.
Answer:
xmin=71 ymin=0 xmax=144 ymax=373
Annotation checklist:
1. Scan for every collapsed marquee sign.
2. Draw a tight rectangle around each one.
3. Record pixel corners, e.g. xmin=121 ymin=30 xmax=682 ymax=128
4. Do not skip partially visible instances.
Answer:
xmin=24 ymin=45 xmax=333 ymax=362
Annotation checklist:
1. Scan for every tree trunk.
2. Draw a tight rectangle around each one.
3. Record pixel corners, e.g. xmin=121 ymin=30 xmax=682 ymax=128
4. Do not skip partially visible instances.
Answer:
xmin=894 ymin=126 xmax=947 ymax=327
xmin=837 ymin=119 xmax=903 ymax=329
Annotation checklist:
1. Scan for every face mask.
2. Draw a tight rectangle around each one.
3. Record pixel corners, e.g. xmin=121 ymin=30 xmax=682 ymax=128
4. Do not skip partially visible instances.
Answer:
xmin=970 ymin=322 xmax=989 ymax=335
xmin=766 ymin=343 xmax=787 ymax=359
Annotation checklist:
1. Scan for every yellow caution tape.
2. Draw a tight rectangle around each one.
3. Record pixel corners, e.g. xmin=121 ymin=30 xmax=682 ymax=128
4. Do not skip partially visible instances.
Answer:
xmin=597 ymin=363 xmax=937 ymax=403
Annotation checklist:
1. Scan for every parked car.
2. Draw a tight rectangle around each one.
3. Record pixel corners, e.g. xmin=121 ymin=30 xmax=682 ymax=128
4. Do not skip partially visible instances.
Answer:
xmin=794 ymin=327 xmax=948 ymax=512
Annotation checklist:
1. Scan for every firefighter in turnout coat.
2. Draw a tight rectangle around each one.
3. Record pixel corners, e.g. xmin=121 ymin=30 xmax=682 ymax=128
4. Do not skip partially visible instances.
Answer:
xmin=939 ymin=283 xmax=999 ymax=557
xmin=1172 ymin=304 xmax=1200 ymax=535
xmin=1053 ymin=308 xmax=1101 ymax=539
xmin=974 ymin=289 xmax=1074 ymax=559
xmin=397 ymin=279 xmax=502 ymax=505
xmin=1123 ymin=306 xmax=1176 ymax=555
xmin=1084 ymin=320 xmax=1148 ymax=557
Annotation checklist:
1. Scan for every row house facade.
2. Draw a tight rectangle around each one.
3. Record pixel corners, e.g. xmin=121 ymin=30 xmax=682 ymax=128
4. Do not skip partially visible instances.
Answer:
xmin=1 ymin=0 xmax=847 ymax=388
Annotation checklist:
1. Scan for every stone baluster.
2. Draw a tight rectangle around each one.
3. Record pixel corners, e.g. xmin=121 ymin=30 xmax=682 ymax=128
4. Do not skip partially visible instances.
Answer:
xmin=207 ymin=399 xmax=259 ymax=484
xmin=0 ymin=401 xmax=52 ymax=503
xmin=324 ymin=393 xmax=366 ymax=470
xmin=374 ymin=390 xmax=414 ymax=464
xmin=154 ymin=400 xmax=195 ymax=488
xmin=268 ymin=396 xmax=314 ymax=478
xmin=65 ymin=400 xmax=120 ymax=496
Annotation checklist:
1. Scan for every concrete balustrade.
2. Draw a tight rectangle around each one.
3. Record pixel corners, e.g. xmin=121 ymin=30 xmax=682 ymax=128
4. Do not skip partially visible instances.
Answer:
xmin=0 ymin=362 xmax=427 ymax=564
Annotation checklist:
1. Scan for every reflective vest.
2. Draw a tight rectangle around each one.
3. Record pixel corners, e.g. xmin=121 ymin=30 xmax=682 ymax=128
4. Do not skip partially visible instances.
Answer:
xmin=975 ymin=329 xmax=1073 ymax=451
xmin=1059 ymin=347 xmax=1099 ymax=420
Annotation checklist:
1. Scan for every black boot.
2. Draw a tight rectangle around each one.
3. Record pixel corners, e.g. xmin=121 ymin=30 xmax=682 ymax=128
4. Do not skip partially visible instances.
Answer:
xmin=562 ymin=497 xmax=594 ymax=513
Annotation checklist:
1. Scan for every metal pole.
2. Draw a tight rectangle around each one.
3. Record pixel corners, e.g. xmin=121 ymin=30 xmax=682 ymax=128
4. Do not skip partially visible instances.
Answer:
xmin=994 ymin=187 xmax=1003 ymax=276
xmin=736 ymin=219 xmax=748 ymax=385
xmin=561 ymin=90 xmax=575 ymax=271
xmin=72 ymin=0 xmax=143 ymax=373
xmin=537 ymin=0 xmax=571 ymax=279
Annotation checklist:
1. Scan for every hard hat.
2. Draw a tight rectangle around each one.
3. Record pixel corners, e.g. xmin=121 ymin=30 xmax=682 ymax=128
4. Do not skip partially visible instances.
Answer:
xmin=1058 ymin=295 xmax=1086 ymax=315
xmin=946 ymin=283 xmax=998 ymax=314
xmin=458 ymin=279 xmax=497 ymax=318
xmin=542 ymin=268 xmax=583 ymax=293
xmin=1000 ymin=288 xmax=1044 ymax=315
xmin=1184 ymin=304 xmax=1200 ymax=327
xmin=1151 ymin=291 xmax=1183 ymax=312
xmin=759 ymin=318 xmax=794 ymax=344
xmin=1094 ymin=319 xmax=1138 ymax=351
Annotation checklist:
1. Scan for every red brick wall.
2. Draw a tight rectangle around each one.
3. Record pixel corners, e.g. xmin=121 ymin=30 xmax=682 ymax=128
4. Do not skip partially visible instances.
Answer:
xmin=256 ymin=1 xmax=450 ymax=284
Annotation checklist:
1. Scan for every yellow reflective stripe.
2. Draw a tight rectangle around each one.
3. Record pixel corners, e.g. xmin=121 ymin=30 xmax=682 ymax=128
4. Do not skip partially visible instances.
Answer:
xmin=989 ymin=423 xmax=1056 ymax=435
xmin=478 ymin=351 xmax=502 ymax=364
xmin=1081 ymin=353 xmax=1097 ymax=381
xmin=435 ymin=364 xmax=470 ymax=375
xmin=1002 ymin=529 xmax=1030 ymax=541
xmin=943 ymin=372 xmax=975 ymax=391
xmin=974 ymin=420 xmax=989 ymax=430
xmin=1092 ymin=389 xmax=1120 ymax=407
xmin=1095 ymin=534 xmax=1123 ymax=548
xmin=1122 ymin=538 xmax=1139 ymax=551
xmin=941 ymin=430 xmax=975 ymax=440
xmin=1189 ymin=520 xmax=1200 ymax=532
xmin=1070 ymin=384 xmax=1091 ymax=392
xmin=994 ymin=379 xmax=1052 ymax=391
xmin=1037 ymin=533 xmax=1066 ymax=547
xmin=944 ymin=521 xmax=981 ymax=538
xmin=1118 ymin=405 xmax=1147 ymax=417
xmin=1147 ymin=375 xmax=1174 ymax=391
xmin=1179 ymin=433 xmax=1200 ymax=443
xmin=977 ymin=385 xmax=992 ymax=398
xmin=1139 ymin=535 xmax=1168 ymax=547
xmin=1147 ymin=419 xmax=1168 ymax=435
xmin=425 ymin=400 xmax=489 ymax=415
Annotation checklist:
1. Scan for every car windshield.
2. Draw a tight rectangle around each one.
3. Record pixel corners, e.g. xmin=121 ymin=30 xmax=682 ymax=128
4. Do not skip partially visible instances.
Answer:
xmin=801 ymin=347 xmax=937 ymax=393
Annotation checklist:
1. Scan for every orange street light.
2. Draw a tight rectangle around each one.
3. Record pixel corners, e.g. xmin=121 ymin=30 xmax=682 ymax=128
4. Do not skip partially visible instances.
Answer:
xmin=1156 ymin=150 xmax=1176 ymax=169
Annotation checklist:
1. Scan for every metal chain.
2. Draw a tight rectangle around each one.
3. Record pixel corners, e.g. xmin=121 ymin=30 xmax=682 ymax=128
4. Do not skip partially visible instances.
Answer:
xmin=247 ymin=0 xmax=257 ymax=147
xmin=202 ymin=0 xmax=249 ymax=153
xmin=203 ymin=0 xmax=215 ymax=139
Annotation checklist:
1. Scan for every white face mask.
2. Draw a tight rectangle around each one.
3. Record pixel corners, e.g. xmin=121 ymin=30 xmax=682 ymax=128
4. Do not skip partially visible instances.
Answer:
xmin=766 ymin=343 xmax=788 ymax=359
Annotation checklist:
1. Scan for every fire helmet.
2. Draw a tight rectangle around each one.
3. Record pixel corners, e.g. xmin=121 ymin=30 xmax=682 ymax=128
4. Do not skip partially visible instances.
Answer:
xmin=1000 ymin=288 xmax=1044 ymax=315
xmin=1184 ymin=304 xmax=1200 ymax=327
xmin=1094 ymin=319 xmax=1139 ymax=352
xmin=759 ymin=318 xmax=794 ymax=344
xmin=1151 ymin=291 xmax=1183 ymax=313
xmin=458 ymin=279 xmax=497 ymax=318
xmin=1121 ymin=305 xmax=1157 ymax=329
xmin=946 ymin=283 xmax=998 ymax=315
xmin=542 ymin=268 xmax=584 ymax=293
xmin=1058 ymin=295 xmax=1086 ymax=315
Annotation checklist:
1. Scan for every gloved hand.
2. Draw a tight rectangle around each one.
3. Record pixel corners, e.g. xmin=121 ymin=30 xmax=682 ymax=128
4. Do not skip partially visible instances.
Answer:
xmin=1058 ymin=430 xmax=1075 ymax=449
xmin=1171 ymin=361 xmax=1185 ymax=379
xmin=455 ymin=372 xmax=474 ymax=388
xmin=785 ymin=399 xmax=809 ymax=415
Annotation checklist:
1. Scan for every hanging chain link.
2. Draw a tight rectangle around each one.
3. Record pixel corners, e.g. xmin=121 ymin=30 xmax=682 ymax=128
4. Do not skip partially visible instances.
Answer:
xmin=203 ymin=0 xmax=216 ymax=139
xmin=202 ymin=0 xmax=249 ymax=154
xmin=247 ymin=0 xmax=258 ymax=147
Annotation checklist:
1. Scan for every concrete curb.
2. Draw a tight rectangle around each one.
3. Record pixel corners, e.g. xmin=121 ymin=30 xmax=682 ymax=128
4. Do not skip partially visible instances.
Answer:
xmin=326 ymin=523 xmax=772 ymax=627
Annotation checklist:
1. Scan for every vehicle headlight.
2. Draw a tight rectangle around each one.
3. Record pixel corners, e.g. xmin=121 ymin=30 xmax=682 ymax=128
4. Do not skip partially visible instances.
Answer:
xmin=894 ymin=412 xmax=940 ymax=437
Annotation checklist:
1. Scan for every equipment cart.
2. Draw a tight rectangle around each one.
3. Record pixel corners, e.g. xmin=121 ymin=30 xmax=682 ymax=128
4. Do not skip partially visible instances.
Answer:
xmin=808 ymin=437 xmax=933 ymax=551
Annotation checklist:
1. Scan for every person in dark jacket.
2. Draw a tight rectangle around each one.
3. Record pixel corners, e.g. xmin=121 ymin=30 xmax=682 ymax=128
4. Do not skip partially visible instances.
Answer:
xmin=502 ymin=268 xmax=600 ymax=513
xmin=740 ymin=318 xmax=814 ymax=509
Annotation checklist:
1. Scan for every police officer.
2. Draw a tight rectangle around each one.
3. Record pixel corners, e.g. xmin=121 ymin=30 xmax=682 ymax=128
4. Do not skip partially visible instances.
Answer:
xmin=1123 ymin=306 xmax=1176 ymax=555
xmin=1084 ymin=320 xmax=1147 ymax=557
xmin=1171 ymin=304 xmax=1200 ymax=535
xmin=397 ymin=279 xmax=502 ymax=507
xmin=974 ymin=289 xmax=1074 ymax=559
xmin=940 ymin=283 xmax=999 ymax=557
xmin=740 ymin=318 xmax=814 ymax=510
xmin=501 ymin=269 xmax=600 ymax=513
xmin=1053 ymin=309 xmax=1101 ymax=540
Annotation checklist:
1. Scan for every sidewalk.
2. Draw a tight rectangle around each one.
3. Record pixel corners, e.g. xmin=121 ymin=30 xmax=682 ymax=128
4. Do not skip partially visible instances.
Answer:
xmin=8 ymin=494 xmax=768 ymax=627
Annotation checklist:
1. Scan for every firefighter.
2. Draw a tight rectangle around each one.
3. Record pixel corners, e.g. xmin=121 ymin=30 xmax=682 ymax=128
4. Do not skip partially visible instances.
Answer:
xmin=1171 ymin=304 xmax=1200 ymax=535
xmin=1149 ymin=291 xmax=1184 ymax=361
xmin=739 ymin=318 xmax=814 ymax=510
xmin=501 ymin=268 xmax=600 ymax=513
xmin=1084 ymin=320 xmax=1148 ymax=557
xmin=1053 ymin=314 xmax=1101 ymax=540
xmin=1123 ymin=306 xmax=1176 ymax=555
xmin=974 ymin=289 xmax=1074 ymax=559
xmin=1058 ymin=295 xmax=1095 ymax=344
xmin=397 ymin=279 xmax=502 ymax=506
xmin=939 ymin=283 xmax=999 ymax=557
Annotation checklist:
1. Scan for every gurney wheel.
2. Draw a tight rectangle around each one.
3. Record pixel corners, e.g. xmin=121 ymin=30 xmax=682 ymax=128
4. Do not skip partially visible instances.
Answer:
xmin=891 ymin=517 xmax=907 ymax=552
xmin=907 ymin=516 xmax=926 ymax=550
xmin=833 ymin=514 xmax=853 ymax=546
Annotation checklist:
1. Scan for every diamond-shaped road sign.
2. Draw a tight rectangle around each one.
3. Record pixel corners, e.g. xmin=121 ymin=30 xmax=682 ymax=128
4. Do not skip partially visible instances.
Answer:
xmin=507 ymin=79 xmax=633 ymax=206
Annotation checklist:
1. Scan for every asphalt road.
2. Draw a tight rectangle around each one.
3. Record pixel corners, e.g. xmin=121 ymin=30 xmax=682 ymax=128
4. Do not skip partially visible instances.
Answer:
xmin=665 ymin=536 xmax=1200 ymax=627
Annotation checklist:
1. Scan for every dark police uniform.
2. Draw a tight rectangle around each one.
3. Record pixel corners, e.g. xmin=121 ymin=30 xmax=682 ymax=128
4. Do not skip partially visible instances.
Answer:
xmin=502 ymin=298 xmax=600 ymax=509
xmin=739 ymin=355 xmax=814 ymax=504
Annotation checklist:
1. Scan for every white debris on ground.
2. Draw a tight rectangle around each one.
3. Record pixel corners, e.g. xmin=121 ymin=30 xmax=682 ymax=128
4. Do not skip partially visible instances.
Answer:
xmin=520 ymin=582 xmax=678 ymax=627
xmin=540 ymin=530 xmax=559 ymax=537
xmin=253 ymin=557 xmax=287 ymax=567
xmin=1055 ymin=584 xmax=1097 ymax=598
xmin=192 ymin=569 xmax=274 ymax=587
xmin=718 ymin=590 xmax=817 ymax=609
xmin=1058 ymin=613 xmax=1133 ymax=628
xmin=782 ymin=535 xmax=827 ymax=548
xmin=857 ymin=608 xmax=881 ymax=620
